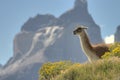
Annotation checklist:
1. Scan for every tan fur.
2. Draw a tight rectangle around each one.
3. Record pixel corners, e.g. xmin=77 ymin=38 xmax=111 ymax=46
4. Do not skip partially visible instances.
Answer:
xmin=73 ymin=26 xmax=112 ymax=62
xmin=92 ymin=43 xmax=112 ymax=58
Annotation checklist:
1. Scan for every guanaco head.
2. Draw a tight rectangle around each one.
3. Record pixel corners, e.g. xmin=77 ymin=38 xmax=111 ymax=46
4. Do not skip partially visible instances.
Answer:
xmin=73 ymin=25 xmax=88 ymax=35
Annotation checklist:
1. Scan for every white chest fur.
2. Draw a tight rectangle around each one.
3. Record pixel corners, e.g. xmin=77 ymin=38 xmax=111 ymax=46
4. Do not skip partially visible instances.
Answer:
xmin=79 ymin=30 xmax=100 ymax=62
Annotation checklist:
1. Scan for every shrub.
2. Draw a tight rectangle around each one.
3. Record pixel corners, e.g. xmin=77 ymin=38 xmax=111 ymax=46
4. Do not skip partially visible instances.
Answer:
xmin=102 ymin=43 xmax=120 ymax=59
xmin=39 ymin=61 xmax=73 ymax=80
xmin=54 ymin=57 xmax=120 ymax=80
xmin=39 ymin=43 xmax=120 ymax=80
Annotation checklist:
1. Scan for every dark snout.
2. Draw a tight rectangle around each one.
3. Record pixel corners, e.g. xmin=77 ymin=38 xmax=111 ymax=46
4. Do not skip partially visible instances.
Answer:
xmin=73 ymin=30 xmax=77 ymax=35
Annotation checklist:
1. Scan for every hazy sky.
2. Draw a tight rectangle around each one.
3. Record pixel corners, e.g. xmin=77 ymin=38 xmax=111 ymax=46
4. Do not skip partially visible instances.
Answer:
xmin=0 ymin=0 xmax=120 ymax=65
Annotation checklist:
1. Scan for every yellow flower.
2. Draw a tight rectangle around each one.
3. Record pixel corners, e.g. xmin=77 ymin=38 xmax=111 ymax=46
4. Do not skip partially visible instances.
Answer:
xmin=102 ymin=43 xmax=120 ymax=59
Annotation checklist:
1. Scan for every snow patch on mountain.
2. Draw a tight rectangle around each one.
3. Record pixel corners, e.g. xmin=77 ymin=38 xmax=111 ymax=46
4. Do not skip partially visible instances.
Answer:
xmin=0 ymin=26 xmax=63 ymax=78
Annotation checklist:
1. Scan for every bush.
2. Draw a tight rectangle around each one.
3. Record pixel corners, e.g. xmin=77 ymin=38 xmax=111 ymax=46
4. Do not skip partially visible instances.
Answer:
xmin=54 ymin=57 xmax=120 ymax=80
xmin=102 ymin=43 xmax=120 ymax=59
xmin=39 ymin=58 xmax=120 ymax=80
xmin=39 ymin=61 xmax=73 ymax=80
xmin=39 ymin=43 xmax=120 ymax=80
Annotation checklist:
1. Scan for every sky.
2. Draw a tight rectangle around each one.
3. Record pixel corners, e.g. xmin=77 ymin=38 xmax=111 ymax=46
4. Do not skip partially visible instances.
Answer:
xmin=0 ymin=0 xmax=120 ymax=65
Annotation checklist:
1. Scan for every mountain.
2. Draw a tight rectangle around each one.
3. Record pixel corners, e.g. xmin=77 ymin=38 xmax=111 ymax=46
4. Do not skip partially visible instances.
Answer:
xmin=0 ymin=64 xmax=2 ymax=68
xmin=21 ymin=14 xmax=57 ymax=32
xmin=0 ymin=0 xmax=103 ymax=80
xmin=115 ymin=25 xmax=120 ymax=41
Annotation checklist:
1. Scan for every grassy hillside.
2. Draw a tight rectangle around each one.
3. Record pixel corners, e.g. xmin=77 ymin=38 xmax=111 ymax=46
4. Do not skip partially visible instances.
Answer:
xmin=39 ymin=57 xmax=120 ymax=80
xmin=39 ymin=43 xmax=120 ymax=80
xmin=54 ymin=57 xmax=120 ymax=80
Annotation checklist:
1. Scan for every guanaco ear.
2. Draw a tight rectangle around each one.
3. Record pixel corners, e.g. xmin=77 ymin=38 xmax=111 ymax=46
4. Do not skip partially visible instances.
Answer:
xmin=76 ymin=25 xmax=88 ymax=29
xmin=82 ymin=26 xmax=88 ymax=29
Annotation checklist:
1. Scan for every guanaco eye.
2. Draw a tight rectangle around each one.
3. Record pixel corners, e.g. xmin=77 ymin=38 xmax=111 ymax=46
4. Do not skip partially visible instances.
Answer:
xmin=78 ymin=29 xmax=81 ymax=31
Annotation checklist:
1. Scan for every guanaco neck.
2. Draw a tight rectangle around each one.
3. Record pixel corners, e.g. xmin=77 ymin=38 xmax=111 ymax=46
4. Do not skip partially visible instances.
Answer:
xmin=78 ymin=30 xmax=100 ymax=62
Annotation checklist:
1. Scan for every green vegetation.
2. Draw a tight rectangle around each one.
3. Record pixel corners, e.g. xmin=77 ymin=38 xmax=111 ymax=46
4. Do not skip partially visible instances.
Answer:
xmin=55 ymin=57 xmax=120 ymax=80
xmin=39 ymin=61 xmax=73 ymax=80
xmin=102 ymin=43 xmax=120 ymax=59
xmin=39 ymin=43 xmax=120 ymax=80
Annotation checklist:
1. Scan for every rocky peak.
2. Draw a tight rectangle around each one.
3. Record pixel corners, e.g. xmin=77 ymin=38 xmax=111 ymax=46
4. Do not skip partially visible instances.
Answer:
xmin=115 ymin=25 xmax=120 ymax=41
xmin=0 ymin=64 xmax=2 ymax=68
xmin=21 ymin=14 xmax=57 ymax=32
xmin=58 ymin=0 xmax=94 ymax=26
xmin=74 ymin=0 xmax=87 ymax=9
xmin=116 ymin=25 xmax=120 ymax=30
xmin=0 ymin=64 xmax=2 ymax=66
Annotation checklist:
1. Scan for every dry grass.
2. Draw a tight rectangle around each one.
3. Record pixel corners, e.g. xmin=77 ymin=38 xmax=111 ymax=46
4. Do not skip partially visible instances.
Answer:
xmin=39 ymin=43 xmax=120 ymax=80
xmin=54 ymin=57 xmax=120 ymax=80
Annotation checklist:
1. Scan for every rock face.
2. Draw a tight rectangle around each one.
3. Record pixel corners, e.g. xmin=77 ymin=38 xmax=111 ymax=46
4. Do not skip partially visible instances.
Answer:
xmin=0 ymin=0 xmax=103 ymax=80
xmin=115 ymin=25 xmax=120 ymax=41
xmin=0 ymin=64 xmax=2 ymax=68
xmin=21 ymin=14 xmax=57 ymax=32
